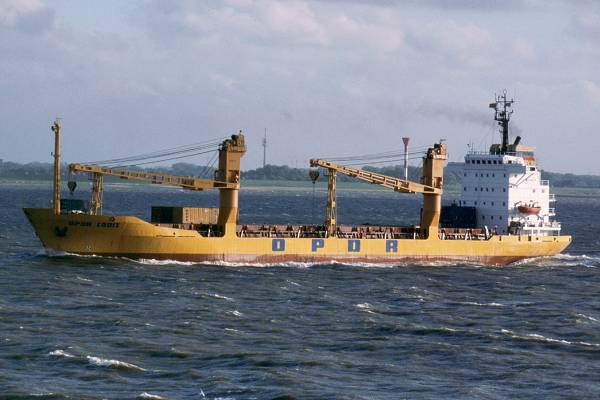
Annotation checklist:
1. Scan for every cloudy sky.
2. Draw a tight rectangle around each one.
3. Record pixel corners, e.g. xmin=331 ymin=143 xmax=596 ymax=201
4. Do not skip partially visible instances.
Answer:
xmin=1 ymin=0 xmax=599 ymax=173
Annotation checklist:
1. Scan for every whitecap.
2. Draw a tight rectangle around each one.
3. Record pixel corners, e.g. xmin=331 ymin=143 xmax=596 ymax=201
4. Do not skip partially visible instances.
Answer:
xmin=138 ymin=393 xmax=165 ymax=400
xmin=525 ymin=333 xmax=572 ymax=345
xmin=576 ymin=313 xmax=599 ymax=322
xmin=134 ymin=258 xmax=196 ymax=266
xmin=501 ymin=329 xmax=600 ymax=348
xmin=227 ymin=310 xmax=243 ymax=317
xmin=463 ymin=301 xmax=504 ymax=307
xmin=86 ymin=355 xmax=146 ymax=371
xmin=48 ymin=349 xmax=75 ymax=358
xmin=355 ymin=303 xmax=375 ymax=314
xmin=210 ymin=293 xmax=233 ymax=301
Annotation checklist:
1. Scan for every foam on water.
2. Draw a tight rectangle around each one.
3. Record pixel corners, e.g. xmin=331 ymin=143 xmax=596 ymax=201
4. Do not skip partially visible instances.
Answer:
xmin=138 ymin=393 xmax=165 ymax=400
xmin=501 ymin=329 xmax=600 ymax=348
xmin=209 ymin=293 xmax=234 ymax=301
xmin=576 ymin=313 xmax=599 ymax=322
xmin=226 ymin=310 xmax=243 ymax=317
xmin=48 ymin=349 xmax=75 ymax=358
xmin=461 ymin=301 xmax=505 ymax=307
xmin=355 ymin=302 xmax=376 ymax=314
xmin=86 ymin=355 xmax=146 ymax=371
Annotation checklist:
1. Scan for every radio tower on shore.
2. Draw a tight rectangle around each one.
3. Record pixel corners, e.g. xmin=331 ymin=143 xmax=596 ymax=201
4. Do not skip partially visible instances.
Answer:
xmin=262 ymin=128 xmax=267 ymax=168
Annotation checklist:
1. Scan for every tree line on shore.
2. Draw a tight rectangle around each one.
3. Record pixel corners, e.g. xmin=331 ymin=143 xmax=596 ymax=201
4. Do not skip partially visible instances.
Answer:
xmin=1 ymin=160 xmax=598 ymax=188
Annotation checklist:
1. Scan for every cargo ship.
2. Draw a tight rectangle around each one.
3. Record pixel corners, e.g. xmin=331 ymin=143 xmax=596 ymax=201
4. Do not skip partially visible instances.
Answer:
xmin=24 ymin=94 xmax=571 ymax=265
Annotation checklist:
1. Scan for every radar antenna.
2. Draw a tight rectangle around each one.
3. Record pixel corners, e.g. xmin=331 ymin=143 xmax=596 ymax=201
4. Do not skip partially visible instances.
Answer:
xmin=489 ymin=90 xmax=514 ymax=154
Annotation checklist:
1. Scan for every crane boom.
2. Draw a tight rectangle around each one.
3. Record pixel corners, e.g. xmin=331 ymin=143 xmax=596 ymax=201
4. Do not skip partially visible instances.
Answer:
xmin=310 ymin=142 xmax=447 ymax=238
xmin=68 ymin=163 xmax=237 ymax=191
xmin=67 ymin=132 xmax=247 ymax=228
xmin=308 ymin=159 xmax=441 ymax=194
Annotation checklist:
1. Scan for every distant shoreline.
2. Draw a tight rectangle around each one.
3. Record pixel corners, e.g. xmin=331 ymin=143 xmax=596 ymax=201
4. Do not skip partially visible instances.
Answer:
xmin=2 ymin=178 xmax=600 ymax=197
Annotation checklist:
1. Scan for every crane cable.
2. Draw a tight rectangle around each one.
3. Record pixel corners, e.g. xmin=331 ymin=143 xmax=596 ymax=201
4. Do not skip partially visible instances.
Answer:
xmin=318 ymin=145 xmax=432 ymax=167
xmin=83 ymin=136 xmax=227 ymax=167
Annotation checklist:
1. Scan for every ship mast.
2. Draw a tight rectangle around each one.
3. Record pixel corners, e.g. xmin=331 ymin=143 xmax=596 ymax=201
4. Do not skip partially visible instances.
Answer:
xmin=51 ymin=120 xmax=61 ymax=215
xmin=489 ymin=91 xmax=514 ymax=153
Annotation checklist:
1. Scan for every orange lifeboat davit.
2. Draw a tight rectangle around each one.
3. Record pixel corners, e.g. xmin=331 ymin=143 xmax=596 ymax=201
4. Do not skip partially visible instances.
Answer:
xmin=518 ymin=204 xmax=541 ymax=215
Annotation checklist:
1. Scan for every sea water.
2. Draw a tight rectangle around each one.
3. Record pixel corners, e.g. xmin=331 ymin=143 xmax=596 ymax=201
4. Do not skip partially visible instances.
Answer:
xmin=0 ymin=184 xmax=599 ymax=399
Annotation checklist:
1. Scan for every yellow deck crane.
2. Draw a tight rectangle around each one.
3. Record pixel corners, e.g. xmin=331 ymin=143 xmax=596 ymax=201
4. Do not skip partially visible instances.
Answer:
xmin=310 ymin=142 xmax=448 ymax=238
xmin=67 ymin=133 xmax=247 ymax=235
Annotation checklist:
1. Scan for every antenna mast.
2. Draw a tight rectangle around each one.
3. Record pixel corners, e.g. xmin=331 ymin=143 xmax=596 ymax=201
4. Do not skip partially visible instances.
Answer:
xmin=262 ymin=128 xmax=267 ymax=168
xmin=489 ymin=90 xmax=514 ymax=153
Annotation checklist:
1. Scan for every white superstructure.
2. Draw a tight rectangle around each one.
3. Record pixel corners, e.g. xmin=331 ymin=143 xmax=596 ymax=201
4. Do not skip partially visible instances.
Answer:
xmin=455 ymin=93 xmax=561 ymax=236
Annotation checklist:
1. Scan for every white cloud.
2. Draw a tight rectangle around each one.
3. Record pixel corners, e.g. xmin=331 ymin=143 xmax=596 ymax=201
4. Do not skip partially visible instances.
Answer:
xmin=2 ymin=0 xmax=600 ymax=173
xmin=261 ymin=1 xmax=330 ymax=45
xmin=511 ymin=38 xmax=536 ymax=61
xmin=409 ymin=20 xmax=494 ymax=67
xmin=0 ymin=0 xmax=53 ymax=33
xmin=581 ymin=80 xmax=600 ymax=104
xmin=142 ymin=0 xmax=405 ymax=52
xmin=0 ymin=0 xmax=44 ymax=23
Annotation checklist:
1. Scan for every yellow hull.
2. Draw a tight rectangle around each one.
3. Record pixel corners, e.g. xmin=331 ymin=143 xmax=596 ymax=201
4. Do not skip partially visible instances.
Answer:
xmin=24 ymin=208 xmax=571 ymax=266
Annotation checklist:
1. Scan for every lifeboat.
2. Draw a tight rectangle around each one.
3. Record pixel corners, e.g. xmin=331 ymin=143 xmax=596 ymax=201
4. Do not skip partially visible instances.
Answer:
xmin=518 ymin=204 xmax=541 ymax=215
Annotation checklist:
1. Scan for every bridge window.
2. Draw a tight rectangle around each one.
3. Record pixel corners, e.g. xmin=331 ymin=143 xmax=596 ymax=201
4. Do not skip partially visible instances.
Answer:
xmin=464 ymin=187 xmax=467 ymax=191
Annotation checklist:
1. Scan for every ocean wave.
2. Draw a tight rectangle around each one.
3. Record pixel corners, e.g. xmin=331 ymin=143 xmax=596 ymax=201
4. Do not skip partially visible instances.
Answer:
xmin=576 ymin=313 xmax=599 ymax=323
xmin=461 ymin=301 xmax=504 ymax=307
xmin=209 ymin=293 xmax=234 ymax=301
xmin=355 ymin=303 xmax=376 ymax=314
xmin=134 ymin=258 xmax=197 ymax=266
xmin=38 ymin=251 xmax=516 ymax=269
xmin=226 ymin=310 xmax=243 ymax=317
xmin=514 ymin=253 xmax=600 ymax=268
xmin=500 ymin=329 xmax=600 ymax=348
xmin=48 ymin=349 xmax=75 ymax=358
xmin=138 ymin=393 xmax=166 ymax=400
xmin=86 ymin=355 xmax=146 ymax=371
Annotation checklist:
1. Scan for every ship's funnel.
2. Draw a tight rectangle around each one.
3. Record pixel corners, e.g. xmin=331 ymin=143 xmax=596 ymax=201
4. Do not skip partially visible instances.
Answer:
xmin=513 ymin=136 xmax=521 ymax=146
